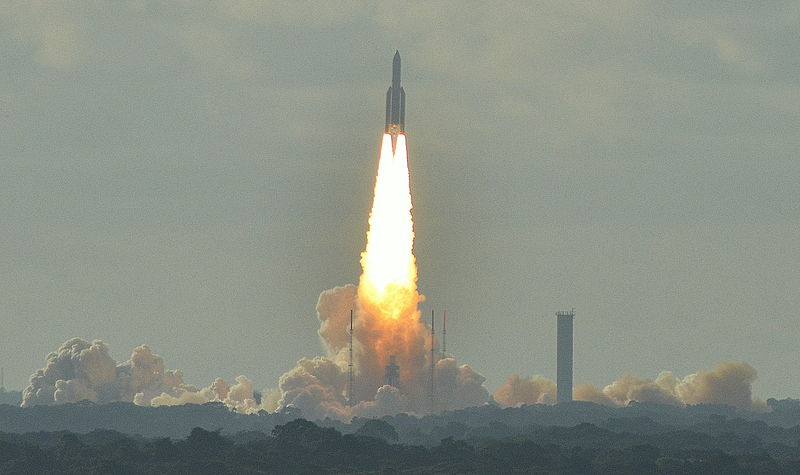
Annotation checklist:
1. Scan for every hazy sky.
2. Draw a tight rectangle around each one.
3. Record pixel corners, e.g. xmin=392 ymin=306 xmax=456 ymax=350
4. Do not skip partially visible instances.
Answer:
xmin=1 ymin=1 xmax=798 ymax=399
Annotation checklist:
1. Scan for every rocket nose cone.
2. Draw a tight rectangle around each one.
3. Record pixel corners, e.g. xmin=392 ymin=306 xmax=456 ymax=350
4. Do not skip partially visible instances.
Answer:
xmin=392 ymin=51 xmax=401 ymax=75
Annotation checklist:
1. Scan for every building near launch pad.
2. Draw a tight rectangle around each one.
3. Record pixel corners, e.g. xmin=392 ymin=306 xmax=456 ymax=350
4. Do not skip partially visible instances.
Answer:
xmin=556 ymin=310 xmax=575 ymax=404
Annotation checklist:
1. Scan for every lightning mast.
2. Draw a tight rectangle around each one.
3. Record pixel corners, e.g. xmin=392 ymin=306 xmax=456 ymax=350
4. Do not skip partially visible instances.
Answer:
xmin=441 ymin=310 xmax=447 ymax=359
xmin=430 ymin=309 xmax=435 ymax=414
xmin=347 ymin=310 xmax=355 ymax=406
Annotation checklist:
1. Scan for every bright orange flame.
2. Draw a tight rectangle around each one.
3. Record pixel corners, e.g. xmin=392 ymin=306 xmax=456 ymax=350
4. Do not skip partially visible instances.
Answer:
xmin=354 ymin=133 xmax=430 ymax=393
xmin=359 ymin=133 xmax=418 ymax=322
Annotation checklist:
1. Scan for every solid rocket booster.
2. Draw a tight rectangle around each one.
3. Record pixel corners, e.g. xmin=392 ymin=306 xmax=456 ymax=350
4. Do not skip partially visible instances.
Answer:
xmin=385 ymin=51 xmax=406 ymax=140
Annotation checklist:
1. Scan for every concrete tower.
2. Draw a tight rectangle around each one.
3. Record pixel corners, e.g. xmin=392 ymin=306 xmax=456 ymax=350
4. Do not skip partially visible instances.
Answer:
xmin=556 ymin=310 xmax=575 ymax=404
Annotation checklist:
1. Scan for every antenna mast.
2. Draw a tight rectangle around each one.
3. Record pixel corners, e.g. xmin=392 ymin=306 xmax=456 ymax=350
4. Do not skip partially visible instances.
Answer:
xmin=347 ymin=309 xmax=355 ymax=406
xmin=441 ymin=310 xmax=447 ymax=359
xmin=430 ymin=309 xmax=435 ymax=414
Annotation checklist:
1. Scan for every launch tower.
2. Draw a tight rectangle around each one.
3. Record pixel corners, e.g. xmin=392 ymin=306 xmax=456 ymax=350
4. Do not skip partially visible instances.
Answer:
xmin=385 ymin=355 xmax=400 ymax=388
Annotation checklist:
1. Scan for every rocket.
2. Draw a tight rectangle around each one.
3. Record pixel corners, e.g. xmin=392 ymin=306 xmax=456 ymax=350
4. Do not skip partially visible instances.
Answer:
xmin=385 ymin=51 xmax=405 ymax=147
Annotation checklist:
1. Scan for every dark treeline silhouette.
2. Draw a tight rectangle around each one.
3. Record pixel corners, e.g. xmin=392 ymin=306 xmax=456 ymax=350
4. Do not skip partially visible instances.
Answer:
xmin=2 ymin=398 xmax=800 ymax=441
xmin=1 ymin=417 xmax=800 ymax=474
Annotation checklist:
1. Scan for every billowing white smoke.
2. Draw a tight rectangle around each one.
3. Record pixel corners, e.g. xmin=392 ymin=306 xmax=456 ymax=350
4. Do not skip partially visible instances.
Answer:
xmin=23 ymin=284 xmax=490 ymax=421
xmin=273 ymin=284 xmax=490 ymax=419
xmin=274 ymin=356 xmax=350 ymax=421
xmin=22 ymin=339 xmax=765 ymax=417
xmin=22 ymin=338 xmax=261 ymax=412
xmin=150 ymin=375 xmax=261 ymax=414
xmin=493 ymin=375 xmax=555 ymax=407
xmin=493 ymin=361 xmax=765 ymax=411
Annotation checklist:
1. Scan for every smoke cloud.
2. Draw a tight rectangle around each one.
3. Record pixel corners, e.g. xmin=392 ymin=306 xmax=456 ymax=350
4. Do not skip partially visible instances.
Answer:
xmin=22 ymin=278 xmax=490 ymax=420
xmin=22 ymin=339 xmax=765 ymax=417
xmin=271 ymin=284 xmax=489 ymax=419
xmin=493 ymin=375 xmax=556 ymax=407
xmin=494 ymin=361 xmax=764 ymax=411
xmin=275 ymin=356 xmax=350 ymax=421
xmin=150 ymin=375 xmax=261 ymax=414
xmin=22 ymin=338 xmax=262 ymax=412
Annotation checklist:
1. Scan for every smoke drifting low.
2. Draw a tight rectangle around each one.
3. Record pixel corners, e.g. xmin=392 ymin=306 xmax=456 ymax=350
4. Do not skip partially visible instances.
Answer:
xmin=23 ymin=337 xmax=766 ymax=417
xmin=493 ymin=375 xmax=556 ymax=407
xmin=22 ymin=338 xmax=261 ymax=412
xmin=21 ymin=290 xmax=489 ymax=420
xmin=493 ymin=361 xmax=766 ymax=411
xmin=21 ymin=281 xmax=490 ymax=419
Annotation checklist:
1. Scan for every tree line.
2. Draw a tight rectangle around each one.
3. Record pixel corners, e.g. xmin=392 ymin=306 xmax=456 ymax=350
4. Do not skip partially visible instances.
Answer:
xmin=1 ymin=417 xmax=799 ymax=474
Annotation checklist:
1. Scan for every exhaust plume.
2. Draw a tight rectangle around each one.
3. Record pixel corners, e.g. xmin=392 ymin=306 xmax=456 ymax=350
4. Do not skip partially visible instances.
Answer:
xmin=274 ymin=134 xmax=489 ymax=418
xmin=493 ymin=362 xmax=765 ymax=411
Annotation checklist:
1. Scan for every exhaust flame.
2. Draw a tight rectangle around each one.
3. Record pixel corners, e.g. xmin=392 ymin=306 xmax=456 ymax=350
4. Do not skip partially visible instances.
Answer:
xmin=359 ymin=133 xmax=417 ymax=316
xmin=288 ymin=131 xmax=486 ymax=417
xmin=357 ymin=133 xmax=425 ymax=388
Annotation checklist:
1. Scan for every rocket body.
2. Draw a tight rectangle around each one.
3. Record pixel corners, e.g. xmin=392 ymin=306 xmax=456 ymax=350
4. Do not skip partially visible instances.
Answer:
xmin=385 ymin=51 xmax=406 ymax=146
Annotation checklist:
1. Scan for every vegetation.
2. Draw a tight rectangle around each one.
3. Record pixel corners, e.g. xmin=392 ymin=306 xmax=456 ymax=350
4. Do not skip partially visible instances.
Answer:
xmin=1 ymin=398 xmax=799 ymax=472
xmin=0 ymin=416 xmax=799 ymax=474
xmin=2 ymin=397 xmax=800 ymax=441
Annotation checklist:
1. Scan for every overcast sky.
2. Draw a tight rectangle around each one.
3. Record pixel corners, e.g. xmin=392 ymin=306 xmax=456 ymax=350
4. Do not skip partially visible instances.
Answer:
xmin=1 ymin=1 xmax=798 ymax=399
